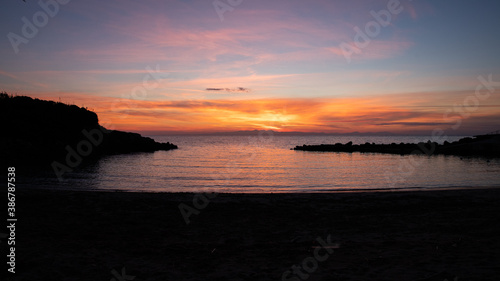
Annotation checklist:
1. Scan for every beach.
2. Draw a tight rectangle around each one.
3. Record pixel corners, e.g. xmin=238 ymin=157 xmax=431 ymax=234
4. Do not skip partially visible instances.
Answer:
xmin=11 ymin=187 xmax=500 ymax=280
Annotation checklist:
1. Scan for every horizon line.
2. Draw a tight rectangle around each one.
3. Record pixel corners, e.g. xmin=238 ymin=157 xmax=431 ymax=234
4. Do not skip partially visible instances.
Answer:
xmin=131 ymin=129 xmax=475 ymax=137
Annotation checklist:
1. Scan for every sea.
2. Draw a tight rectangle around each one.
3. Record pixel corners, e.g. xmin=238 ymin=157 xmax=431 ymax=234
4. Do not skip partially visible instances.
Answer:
xmin=22 ymin=135 xmax=500 ymax=193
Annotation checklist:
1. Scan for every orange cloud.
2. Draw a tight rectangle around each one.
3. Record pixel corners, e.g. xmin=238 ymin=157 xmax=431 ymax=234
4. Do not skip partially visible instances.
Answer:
xmin=31 ymin=89 xmax=500 ymax=136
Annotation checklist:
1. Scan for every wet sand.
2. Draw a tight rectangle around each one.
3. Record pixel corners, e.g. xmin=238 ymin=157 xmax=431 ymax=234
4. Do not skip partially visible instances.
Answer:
xmin=12 ymin=188 xmax=500 ymax=280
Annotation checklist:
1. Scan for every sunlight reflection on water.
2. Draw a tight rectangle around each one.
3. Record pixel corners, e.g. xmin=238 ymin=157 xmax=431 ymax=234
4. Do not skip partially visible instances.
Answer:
xmin=72 ymin=135 xmax=500 ymax=193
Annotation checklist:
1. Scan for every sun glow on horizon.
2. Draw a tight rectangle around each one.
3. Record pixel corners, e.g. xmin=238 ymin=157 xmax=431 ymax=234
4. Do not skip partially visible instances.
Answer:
xmin=1 ymin=0 xmax=499 ymax=135
xmin=27 ymin=89 xmax=500 ymax=136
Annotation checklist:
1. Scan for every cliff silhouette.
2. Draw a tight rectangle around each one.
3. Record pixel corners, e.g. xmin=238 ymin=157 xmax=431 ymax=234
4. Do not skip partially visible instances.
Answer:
xmin=0 ymin=93 xmax=177 ymax=168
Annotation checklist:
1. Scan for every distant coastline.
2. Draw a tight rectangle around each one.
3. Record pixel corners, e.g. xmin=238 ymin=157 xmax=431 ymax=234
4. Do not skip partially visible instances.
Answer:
xmin=138 ymin=129 xmax=470 ymax=137
xmin=139 ymin=130 xmax=401 ymax=136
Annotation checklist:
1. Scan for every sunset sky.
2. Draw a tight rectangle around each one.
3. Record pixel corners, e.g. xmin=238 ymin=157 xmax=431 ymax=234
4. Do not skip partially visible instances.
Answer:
xmin=1 ymin=0 xmax=499 ymax=135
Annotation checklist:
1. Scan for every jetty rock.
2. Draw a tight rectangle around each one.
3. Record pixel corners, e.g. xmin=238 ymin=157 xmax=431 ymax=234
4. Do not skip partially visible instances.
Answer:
xmin=292 ymin=134 xmax=500 ymax=158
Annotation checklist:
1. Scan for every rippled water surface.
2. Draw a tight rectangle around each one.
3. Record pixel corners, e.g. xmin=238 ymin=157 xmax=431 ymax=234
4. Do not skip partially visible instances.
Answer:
xmin=24 ymin=135 xmax=500 ymax=193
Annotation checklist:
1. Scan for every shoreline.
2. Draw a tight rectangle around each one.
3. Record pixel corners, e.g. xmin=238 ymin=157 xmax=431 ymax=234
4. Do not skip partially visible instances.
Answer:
xmin=17 ymin=183 xmax=500 ymax=194
xmin=13 ymin=187 xmax=500 ymax=280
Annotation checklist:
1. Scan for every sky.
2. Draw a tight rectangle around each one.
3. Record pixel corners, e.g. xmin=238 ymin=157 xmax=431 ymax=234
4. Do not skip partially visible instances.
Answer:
xmin=1 ymin=0 xmax=500 ymax=135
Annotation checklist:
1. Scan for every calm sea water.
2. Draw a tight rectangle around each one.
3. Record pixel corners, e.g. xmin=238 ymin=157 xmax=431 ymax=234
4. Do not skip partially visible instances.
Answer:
xmin=23 ymin=135 xmax=500 ymax=193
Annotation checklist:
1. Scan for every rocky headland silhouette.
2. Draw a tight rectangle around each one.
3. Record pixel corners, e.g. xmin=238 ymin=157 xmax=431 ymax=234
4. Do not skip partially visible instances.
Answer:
xmin=0 ymin=93 xmax=177 ymax=168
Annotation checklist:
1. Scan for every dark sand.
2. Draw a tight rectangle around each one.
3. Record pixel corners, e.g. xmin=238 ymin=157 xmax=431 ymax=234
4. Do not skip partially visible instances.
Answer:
xmin=10 ymin=188 xmax=500 ymax=280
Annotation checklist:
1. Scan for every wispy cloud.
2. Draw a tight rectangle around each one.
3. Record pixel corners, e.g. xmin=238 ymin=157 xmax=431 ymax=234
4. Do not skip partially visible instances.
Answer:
xmin=1 ymin=0 xmax=498 ymax=136
xmin=29 ymin=89 xmax=500 ymax=135
xmin=205 ymin=87 xmax=251 ymax=93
